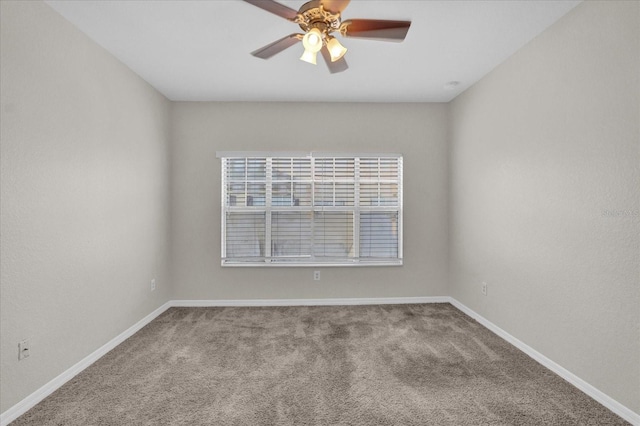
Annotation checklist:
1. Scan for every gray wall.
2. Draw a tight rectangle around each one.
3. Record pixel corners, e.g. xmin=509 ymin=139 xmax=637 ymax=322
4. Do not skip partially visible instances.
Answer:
xmin=0 ymin=1 xmax=172 ymax=412
xmin=449 ymin=0 xmax=639 ymax=413
xmin=170 ymin=102 xmax=449 ymax=300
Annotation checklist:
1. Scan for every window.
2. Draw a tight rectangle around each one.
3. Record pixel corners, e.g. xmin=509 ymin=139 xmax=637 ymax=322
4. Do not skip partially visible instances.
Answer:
xmin=219 ymin=152 xmax=402 ymax=266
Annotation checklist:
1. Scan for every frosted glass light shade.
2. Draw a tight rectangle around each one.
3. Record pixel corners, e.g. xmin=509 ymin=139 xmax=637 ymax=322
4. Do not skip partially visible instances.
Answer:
xmin=300 ymin=49 xmax=317 ymax=65
xmin=327 ymin=37 xmax=347 ymax=62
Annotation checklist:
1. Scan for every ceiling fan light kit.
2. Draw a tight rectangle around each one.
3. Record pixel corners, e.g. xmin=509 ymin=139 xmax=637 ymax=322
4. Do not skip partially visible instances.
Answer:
xmin=243 ymin=0 xmax=411 ymax=73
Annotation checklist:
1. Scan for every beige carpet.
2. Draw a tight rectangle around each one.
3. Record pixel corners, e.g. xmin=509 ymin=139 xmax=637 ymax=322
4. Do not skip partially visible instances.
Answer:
xmin=12 ymin=304 xmax=627 ymax=425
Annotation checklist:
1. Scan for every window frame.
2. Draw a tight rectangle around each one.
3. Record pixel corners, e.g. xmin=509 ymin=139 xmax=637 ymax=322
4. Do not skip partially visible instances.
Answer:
xmin=218 ymin=152 xmax=403 ymax=267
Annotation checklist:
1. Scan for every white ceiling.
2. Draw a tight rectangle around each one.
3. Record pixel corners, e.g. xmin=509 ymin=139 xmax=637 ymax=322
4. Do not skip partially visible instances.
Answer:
xmin=45 ymin=0 xmax=580 ymax=103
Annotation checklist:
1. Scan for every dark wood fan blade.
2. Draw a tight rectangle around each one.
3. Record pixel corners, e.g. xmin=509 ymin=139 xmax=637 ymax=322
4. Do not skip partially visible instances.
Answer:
xmin=251 ymin=34 xmax=302 ymax=59
xmin=320 ymin=46 xmax=348 ymax=74
xmin=242 ymin=0 xmax=298 ymax=21
xmin=321 ymin=0 xmax=350 ymax=14
xmin=342 ymin=19 xmax=411 ymax=41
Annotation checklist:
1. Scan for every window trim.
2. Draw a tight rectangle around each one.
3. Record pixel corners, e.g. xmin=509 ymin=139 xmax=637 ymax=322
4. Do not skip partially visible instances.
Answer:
xmin=217 ymin=152 xmax=403 ymax=267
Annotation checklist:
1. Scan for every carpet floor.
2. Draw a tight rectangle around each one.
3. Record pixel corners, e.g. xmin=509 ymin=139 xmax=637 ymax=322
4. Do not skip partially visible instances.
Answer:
xmin=12 ymin=304 xmax=627 ymax=425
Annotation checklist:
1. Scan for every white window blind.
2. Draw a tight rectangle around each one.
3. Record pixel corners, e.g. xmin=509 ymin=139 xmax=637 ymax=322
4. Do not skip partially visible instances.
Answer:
xmin=219 ymin=153 xmax=402 ymax=266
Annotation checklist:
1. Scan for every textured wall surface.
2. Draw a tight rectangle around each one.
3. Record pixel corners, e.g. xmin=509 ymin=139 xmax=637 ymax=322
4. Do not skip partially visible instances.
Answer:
xmin=0 ymin=1 xmax=172 ymax=412
xmin=170 ymin=102 xmax=449 ymax=300
xmin=449 ymin=0 xmax=639 ymax=413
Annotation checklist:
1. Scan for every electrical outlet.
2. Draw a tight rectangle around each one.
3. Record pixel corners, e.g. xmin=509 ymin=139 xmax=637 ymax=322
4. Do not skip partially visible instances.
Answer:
xmin=151 ymin=279 xmax=156 ymax=292
xmin=482 ymin=282 xmax=487 ymax=296
xmin=313 ymin=271 xmax=321 ymax=281
xmin=18 ymin=339 xmax=30 ymax=360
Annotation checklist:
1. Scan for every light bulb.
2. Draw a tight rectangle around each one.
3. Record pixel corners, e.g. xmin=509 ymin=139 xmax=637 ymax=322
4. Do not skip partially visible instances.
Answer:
xmin=308 ymin=33 xmax=320 ymax=46
xmin=326 ymin=37 xmax=347 ymax=62
xmin=302 ymin=28 xmax=323 ymax=53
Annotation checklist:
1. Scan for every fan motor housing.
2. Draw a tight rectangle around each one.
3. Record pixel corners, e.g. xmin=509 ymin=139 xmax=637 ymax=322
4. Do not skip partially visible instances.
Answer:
xmin=297 ymin=0 xmax=341 ymax=34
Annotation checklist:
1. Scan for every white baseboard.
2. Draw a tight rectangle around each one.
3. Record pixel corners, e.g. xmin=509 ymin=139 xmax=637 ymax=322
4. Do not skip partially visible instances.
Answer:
xmin=172 ymin=296 xmax=450 ymax=307
xmin=448 ymin=298 xmax=640 ymax=426
xmin=3 ymin=297 xmax=638 ymax=426
xmin=0 ymin=301 xmax=172 ymax=426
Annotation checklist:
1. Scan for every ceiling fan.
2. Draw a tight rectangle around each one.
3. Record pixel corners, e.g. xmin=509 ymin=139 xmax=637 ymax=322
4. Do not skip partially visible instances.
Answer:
xmin=242 ymin=0 xmax=411 ymax=73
